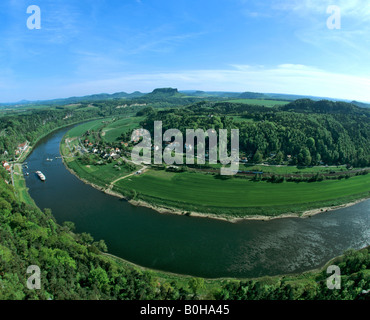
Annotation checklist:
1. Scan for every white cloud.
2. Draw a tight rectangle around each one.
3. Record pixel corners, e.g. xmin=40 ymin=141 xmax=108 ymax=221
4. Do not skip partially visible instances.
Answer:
xmin=272 ymin=0 xmax=370 ymax=18
xmin=54 ymin=64 xmax=370 ymax=103
xmin=3 ymin=62 xmax=370 ymax=103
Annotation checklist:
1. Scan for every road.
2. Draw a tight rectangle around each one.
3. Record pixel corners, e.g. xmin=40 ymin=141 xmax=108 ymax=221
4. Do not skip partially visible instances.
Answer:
xmin=106 ymin=155 xmax=148 ymax=191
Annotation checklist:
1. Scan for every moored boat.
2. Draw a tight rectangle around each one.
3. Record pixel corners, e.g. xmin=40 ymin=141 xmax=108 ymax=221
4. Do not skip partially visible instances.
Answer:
xmin=36 ymin=171 xmax=46 ymax=181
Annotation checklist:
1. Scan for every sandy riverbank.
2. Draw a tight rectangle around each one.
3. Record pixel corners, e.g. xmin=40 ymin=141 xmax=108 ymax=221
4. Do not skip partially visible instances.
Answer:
xmin=62 ymin=159 xmax=369 ymax=223
xmin=128 ymin=197 xmax=370 ymax=223
xmin=60 ymin=142 xmax=369 ymax=223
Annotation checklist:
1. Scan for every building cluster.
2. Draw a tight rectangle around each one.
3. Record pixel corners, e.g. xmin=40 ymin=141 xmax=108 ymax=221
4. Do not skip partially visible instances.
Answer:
xmin=82 ymin=139 xmax=123 ymax=160
xmin=15 ymin=141 xmax=29 ymax=158
xmin=2 ymin=161 xmax=11 ymax=173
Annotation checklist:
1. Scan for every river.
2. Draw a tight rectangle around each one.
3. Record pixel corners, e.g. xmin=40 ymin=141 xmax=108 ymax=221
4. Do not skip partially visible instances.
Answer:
xmin=25 ymin=126 xmax=370 ymax=279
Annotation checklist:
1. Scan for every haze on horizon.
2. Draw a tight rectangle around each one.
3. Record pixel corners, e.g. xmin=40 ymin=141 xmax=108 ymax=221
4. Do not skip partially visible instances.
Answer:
xmin=1 ymin=0 xmax=370 ymax=103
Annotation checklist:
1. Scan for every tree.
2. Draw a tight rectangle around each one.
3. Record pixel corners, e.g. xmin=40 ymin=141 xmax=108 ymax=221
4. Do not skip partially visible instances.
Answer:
xmin=88 ymin=267 xmax=109 ymax=290
xmin=253 ymin=150 xmax=263 ymax=163
xmin=94 ymin=239 xmax=108 ymax=252
xmin=275 ymin=151 xmax=284 ymax=164
xmin=298 ymin=148 xmax=312 ymax=166
xmin=306 ymin=137 xmax=316 ymax=151
xmin=79 ymin=232 xmax=94 ymax=245
xmin=188 ymin=277 xmax=205 ymax=296
xmin=62 ymin=221 xmax=75 ymax=232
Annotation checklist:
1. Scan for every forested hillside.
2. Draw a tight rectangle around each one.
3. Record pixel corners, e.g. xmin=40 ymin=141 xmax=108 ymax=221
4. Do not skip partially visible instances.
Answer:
xmin=1 ymin=168 xmax=368 ymax=300
xmin=0 ymin=167 xmax=191 ymax=299
xmin=279 ymin=99 xmax=369 ymax=115
xmin=0 ymin=97 xmax=369 ymax=300
xmin=140 ymin=99 xmax=370 ymax=167
xmin=0 ymin=102 xmax=144 ymax=160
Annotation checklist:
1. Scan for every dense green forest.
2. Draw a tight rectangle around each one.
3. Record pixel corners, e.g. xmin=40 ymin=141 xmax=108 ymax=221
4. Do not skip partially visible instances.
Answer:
xmin=0 ymin=168 xmax=369 ymax=300
xmin=2 ymin=91 xmax=369 ymax=167
xmin=0 ymin=88 xmax=207 ymax=160
xmin=0 ymin=94 xmax=369 ymax=300
xmin=139 ymin=99 xmax=370 ymax=167
xmin=0 ymin=101 xmax=144 ymax=160
xmin=0 ymin=167 xmax=190 ymax=299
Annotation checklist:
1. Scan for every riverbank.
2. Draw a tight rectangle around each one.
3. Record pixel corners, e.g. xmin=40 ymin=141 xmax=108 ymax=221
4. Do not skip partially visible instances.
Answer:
xmin=59 ymin=122 xmax=369 ymax=223
xmin=16 ymin=117 xmax=103 ymax=163
xmin=23 ymin=124 xmax=370 ymax=284
xmin=60 ymin=149 xmax=370 ymax=223
xmin=12 ymin=163 xmax=37 ymax=206
xmin=127 ymin=196 xmax=370 ymax=223
xmin=102 ymin=243 xmax=370 ymax=282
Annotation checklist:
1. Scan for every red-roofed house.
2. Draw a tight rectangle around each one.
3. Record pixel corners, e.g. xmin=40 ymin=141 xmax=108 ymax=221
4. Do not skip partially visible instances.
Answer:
xmin=18 ymin=141 xmax=29 ymax=152
xmin=2 ymin=161 xmax=11 ymax=173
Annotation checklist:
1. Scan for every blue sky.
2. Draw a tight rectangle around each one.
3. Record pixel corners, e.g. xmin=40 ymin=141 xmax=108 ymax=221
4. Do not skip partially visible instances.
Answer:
xmin=1 ymin=0 xmax=370 ymax=102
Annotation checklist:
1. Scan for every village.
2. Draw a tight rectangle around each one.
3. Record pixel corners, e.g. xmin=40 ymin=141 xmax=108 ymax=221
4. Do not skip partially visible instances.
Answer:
xmin=73 ymin=127 xmax=315 ymax=174
xmin=1 ymin=141 xmax=30 ymax=185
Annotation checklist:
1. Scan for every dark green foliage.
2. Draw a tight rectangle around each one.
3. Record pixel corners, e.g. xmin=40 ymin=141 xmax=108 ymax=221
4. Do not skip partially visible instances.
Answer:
xmin=0 ymin=100 xmax=149 ymax=161
xmin=216 ymin=248 xmax=369 ymax=300
xmin=0 ymin=159 xmax=368 ymax=300
xmin=0 ymin=168 xmax=195 ymax=300
xmin=279 ymin=99 xmax=367 ymax=115
xmin=0 ymin=97 xmax=368 ymax=300
xmin=142 ymin=100 xmax=370 ymax=167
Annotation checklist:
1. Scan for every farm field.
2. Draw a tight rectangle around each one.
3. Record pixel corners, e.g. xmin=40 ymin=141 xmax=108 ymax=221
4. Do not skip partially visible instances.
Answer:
xmin=66 ymin=158 xmax=137 ymax=187
xmin=101 ymin=116 xmax=145 ymax=143
xmin=239 ymin=164 xmax=350 ymax=174
xmin=113 ymin=170 xmax=370 ymax=217
xmin=64 ymin=118 xmax=114 ymax=139
xmin=226 ymin=99 xmax=290 ymax=107
xmin=60 ymin=116 xmax=370 ymax=218
xmin=12 ymin=164 xmax=36 ymax=206
xmin=201 ymin=163 xmax=353 ymax=174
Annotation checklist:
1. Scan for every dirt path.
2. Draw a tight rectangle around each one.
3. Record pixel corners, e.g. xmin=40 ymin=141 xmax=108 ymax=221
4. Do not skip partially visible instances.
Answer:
xmin=108 ymin=165 xmax=148 ymax=189
xmin=106 ymin=154 xmax=148 ymax=191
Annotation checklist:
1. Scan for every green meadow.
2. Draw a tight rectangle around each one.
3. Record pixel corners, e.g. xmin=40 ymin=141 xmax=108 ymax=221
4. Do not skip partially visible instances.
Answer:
xmin=66 ymin=159 xmax=136 ymax=187
xmin=226 ymin=99 xmax=290 ymax=107
xmin=64 ymin=118 xmax=113 ymax=139
xmin=240 ymin=164 xmax=349 ymax=175
xmin=114 ymin=170 xmax=370 ymax=217
xmin=101 ymin=116 xmax=145 ymax=143
xmin=199 ymin=163 xmax=349 ymax=175
xmin=12 ymin=164 xmax=36 ymax=206
xmin=61 ymin=117 xmax=370 ymax=218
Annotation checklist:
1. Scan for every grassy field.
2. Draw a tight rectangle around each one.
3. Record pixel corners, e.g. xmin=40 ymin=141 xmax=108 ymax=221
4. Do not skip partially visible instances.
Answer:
xmin=226 ymin=99 xmax=290 ymax=107
xmin=0 ymin=103 xmax=93 ymax=116
xmin=113 ymin=170 xmax=370 ymax=217
xmin=66 ymin=159 xmax=137 ymax=188
xmin=64 ymin=118 xmax=114 ymax=139
xmin=200 ymin=163 xmax=350 ymax=174
xmin=239 ymin=164 xmax=350 ymax=174
xmin=101 ymin=116 xmax=145 ymax=143
xmin=12 ymin=164 xmax=36 ymax=206
xmin=61 ymin=118 xmax=370 ymax=218
xmin=61 ymin=117 xmax=142 ymax=187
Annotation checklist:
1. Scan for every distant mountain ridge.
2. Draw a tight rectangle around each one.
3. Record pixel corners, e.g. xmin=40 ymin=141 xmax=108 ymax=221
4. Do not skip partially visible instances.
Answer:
xmin=181 ymin=90 xmax=368 ymax=104
xmin=0 ymin=91 xmax=145 ymax=107
xmin=351 ymin=100 xmax=370 ymax=109
xmin=1 ymin=88 xmax=370 ymax=108
xmin=144 ymin=88 xmax=184 ymax=98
